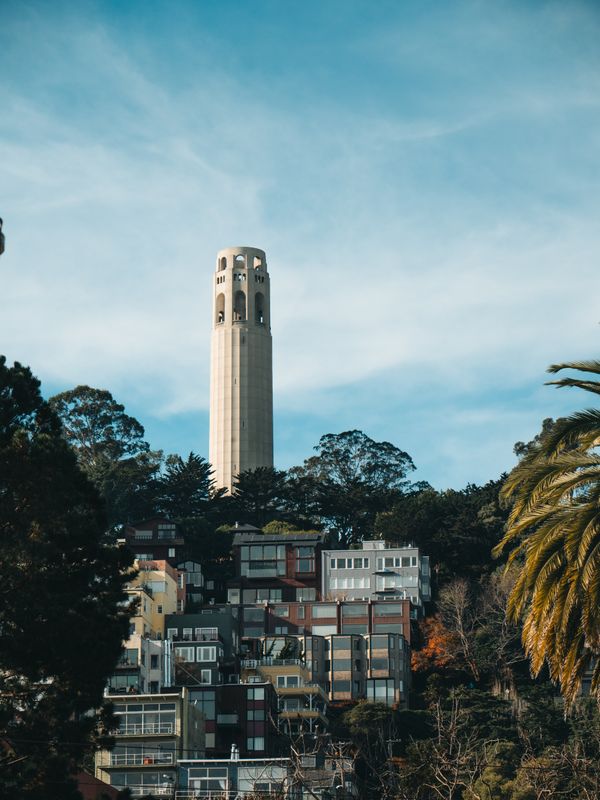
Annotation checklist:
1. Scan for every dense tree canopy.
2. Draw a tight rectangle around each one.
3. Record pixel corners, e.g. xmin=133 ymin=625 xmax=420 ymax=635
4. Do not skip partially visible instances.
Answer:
xmin=291 ymin=430 xmax=417 ymax=544
xmin=49 ymin=385 xmax=149 ymax=469
xmin=158 ymin=452 xmax=220 ymax=518
xmin=49 ymin=385 xmax=161 ymax=528
xmin=0 ymin=358 xmax=134 ymax=799
xmin=232 ymin=466 xmax=288 ymax=527
xmin=376 ymin=480 xmax=508 ymax=586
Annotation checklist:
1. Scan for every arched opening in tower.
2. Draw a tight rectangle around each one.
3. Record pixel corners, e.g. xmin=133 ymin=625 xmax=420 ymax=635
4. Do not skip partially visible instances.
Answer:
xmin=233 ymin=290 xmax=246 ymax=321
xmin=216 ymin=293 xmax=225 ymax=324
xmin=255 ymin=292 xmax=265 ymax=324
xmin=219 ymin=256 xmax=227 ymax=271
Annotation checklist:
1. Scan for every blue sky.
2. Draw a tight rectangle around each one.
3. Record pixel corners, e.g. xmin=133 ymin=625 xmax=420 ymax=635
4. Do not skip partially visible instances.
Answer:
xmin=2 ymin=0 xmax=600 ymax=489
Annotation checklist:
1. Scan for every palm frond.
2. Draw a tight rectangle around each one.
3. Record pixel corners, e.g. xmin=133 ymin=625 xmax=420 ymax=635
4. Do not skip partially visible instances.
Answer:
xmin=547 ymin=360 xmax=600 ymax=376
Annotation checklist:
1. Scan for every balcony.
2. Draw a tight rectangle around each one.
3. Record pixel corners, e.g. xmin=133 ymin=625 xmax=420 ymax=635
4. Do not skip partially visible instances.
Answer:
xmin=172 ymin=630 xmax=222 ymax=643
xmin=102 ymin=752 xmax=174 ymax=767
xmin=115 ymin=723 xmax=174 ymax=736
xmin=241 ymin=658 xmax=304 ymax=668
xmin=122 ymin=786 xmax=173 ymax=798
xmin=116 ymin=657 xmax=139 ymax=668
xmin=277 ymin=683 xmax=327 ymax=700
xmin=279 ymin=708 xmax=327 ymax=721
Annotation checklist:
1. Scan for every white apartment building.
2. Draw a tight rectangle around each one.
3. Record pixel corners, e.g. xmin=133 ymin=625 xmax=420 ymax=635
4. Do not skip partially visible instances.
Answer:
xmin=321 ymin=541 xmax=431 ymax=612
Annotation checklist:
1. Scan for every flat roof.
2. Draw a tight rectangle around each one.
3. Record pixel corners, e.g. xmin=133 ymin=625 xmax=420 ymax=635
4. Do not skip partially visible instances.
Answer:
xmin=233 ymin=532 xmax=323 ymax=545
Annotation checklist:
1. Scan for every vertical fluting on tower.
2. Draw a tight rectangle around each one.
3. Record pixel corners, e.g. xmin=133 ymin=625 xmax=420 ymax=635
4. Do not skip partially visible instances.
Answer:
xmin=209 ymin=246 xmax=273 ymax=493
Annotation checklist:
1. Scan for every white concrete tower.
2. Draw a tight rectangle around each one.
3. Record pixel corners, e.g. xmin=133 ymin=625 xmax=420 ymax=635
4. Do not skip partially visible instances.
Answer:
xmin=209 ymin=246 xmax=273 ymax=493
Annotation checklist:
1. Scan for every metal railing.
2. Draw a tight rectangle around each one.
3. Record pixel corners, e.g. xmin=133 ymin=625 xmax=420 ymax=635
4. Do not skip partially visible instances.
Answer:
xmin=175 ymin=791 xmax=287 ymax=800
xmin=241 ymin=658 xmax=304 ymax=668
xmin=122 ymin=786 xmax=173 ymax=798
xmin=116 ymin=722 xmax=174 ymax=735
xmin=109 ymin=751 xmax=174 ymax=766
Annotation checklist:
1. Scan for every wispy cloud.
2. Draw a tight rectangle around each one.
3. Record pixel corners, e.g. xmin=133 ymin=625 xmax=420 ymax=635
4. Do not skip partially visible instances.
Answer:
xmin=1 ymin=0 xmax=599 ymax=487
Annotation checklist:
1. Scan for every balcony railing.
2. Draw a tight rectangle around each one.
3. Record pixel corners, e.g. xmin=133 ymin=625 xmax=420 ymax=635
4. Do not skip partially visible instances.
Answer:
xmin=116 ymin=658 xmax=139 ymax=668
xmin=175 ymin=790 xmax=286 ymax=800
xmin=241 ymin=658 xmax=304 ymax=668
xmin=122 ymin=786 xmax=173 ymax=798
xmin=116 ymin=723 xmax=174 ymax=736
xmin=172 ymin=630 xmax=221 ymax=643
xmin=108 ymin=752 xmax=174 ymax=767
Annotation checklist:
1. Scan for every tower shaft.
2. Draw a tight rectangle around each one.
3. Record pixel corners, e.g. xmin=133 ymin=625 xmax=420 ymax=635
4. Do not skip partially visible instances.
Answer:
xmin=209 ymin=246 xmax=273 ymax=493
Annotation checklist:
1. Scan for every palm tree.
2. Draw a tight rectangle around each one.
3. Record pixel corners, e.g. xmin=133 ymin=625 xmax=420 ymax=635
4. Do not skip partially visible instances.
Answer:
xmin=494 ymin=360 xmax=600 ymax=707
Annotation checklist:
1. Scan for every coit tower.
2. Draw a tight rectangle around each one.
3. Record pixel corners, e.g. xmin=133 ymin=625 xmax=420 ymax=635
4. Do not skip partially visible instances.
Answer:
xmin=209 ymin=246 xmax=273 ymax=493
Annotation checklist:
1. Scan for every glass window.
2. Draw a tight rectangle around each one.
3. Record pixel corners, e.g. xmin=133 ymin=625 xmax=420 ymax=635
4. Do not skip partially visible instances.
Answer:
xmin=244 ymin=608 xmax=264 ymax=622
xmin=371 ymin=657 xmax=391 ymax=670
xmin=312 ymin=624 xmax=338 ymax=636
xmin=247 ymin=687 xmax=265 ymax=700
xmin=330 ymin=558 xmax=336 ymax=569
xmin=247 ymin=737 xmax=265 ymax=751
xmin=332 ymin=659 xmax=352 ymax=670
xmin=312 ymin=605 xmax=336 ymax=619
xmin=275 ymin=606 xmax=289 ymax=617
xmin=296 ymin=588 xmax=317 ymax=603
xmin=342 ymin=623 xmax=368 ymax=634
xmin=197 ymin=646 xmax=217 ymax=662
xmin=332 ymin=680 xmax=351 ymax=692
xmin=277 ymin=675 xmax=299 ymax=688
xmin=297 ymin=606 xmax=305 ymax=619
xmin=375 ymin=622 xmax=403 ymax=633
xmin=175 ymin=646 xmax=195 ymax=662
xmin=342 ymin=604 xmax=367 ymax=617
xmin=374 ymin=602 xmax=405 ymax=615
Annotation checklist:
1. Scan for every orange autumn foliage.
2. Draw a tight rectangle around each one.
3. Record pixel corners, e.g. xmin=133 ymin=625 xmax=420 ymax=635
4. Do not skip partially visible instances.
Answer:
xmin=411 ymin=614 xmax=459 ymax=672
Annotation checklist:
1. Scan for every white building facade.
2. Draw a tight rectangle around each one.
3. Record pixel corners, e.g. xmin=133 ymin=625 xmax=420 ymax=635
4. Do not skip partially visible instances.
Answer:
xmin=321 ymin=541 xmax=431 ymax=612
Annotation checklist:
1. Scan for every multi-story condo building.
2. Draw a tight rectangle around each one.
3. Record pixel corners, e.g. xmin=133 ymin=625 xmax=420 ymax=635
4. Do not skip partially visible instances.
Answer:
xmin=227 ymin=529 xmax=324 ymax=604
xmin=186 ymin=682 xmax=281 ymax=758
xmin=242 ymin=632 xmax=409 ymax=709
xmin=124 ymin=517 xmax=187 ymax=567
xmin=95 ymin=689 xmax=204 ymax=798
xmin=237 ymin=599 xmax=411 ymax=644
xmin=176 ymin=560 xmax=205 ymax=610
xmin=177 ymin=755 xmax=299 ymax=800
xmin=241 ymin=636 xmax=328 ymax=737
xmin=322 ymin=541 xmax=430 ymax=613
xmin=107 ymin=560 xmax=182 ymax=695
xmin=165 ymin=607 xmax=240 ymax=685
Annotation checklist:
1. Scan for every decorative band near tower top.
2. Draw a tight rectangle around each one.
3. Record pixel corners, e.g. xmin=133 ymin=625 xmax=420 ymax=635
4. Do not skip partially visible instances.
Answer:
xmin=209 ymin=246 xmax=274 ymax=493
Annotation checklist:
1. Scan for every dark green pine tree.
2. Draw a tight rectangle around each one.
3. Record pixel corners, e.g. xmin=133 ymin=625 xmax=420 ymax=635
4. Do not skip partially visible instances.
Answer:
xmin=158 ymin=452 xmax=219 ymax=519
xmin=0 ymin=357 xmax=135 ymax=800
xmin=233 ymin=466 xmax=288 ymax=528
